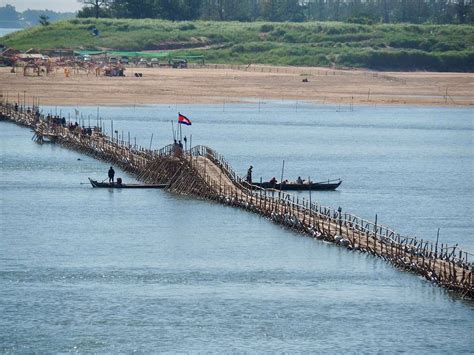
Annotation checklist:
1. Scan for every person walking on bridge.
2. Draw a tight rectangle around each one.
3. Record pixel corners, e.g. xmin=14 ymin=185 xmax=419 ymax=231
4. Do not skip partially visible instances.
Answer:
xmin=108 ymin=166 xmax=115 ymax=183
xmin=246 ymin=165 xmax=253 ymax=183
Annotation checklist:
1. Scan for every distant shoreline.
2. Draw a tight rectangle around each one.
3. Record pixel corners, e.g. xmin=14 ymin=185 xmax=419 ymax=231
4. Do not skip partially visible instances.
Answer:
xmin=0 ymin=27 xmax=21 ymax=35
xmin=1 ymin=66 xmax=473 ymax=107
xmin=4 ymin=19 xmax=474 ymax=73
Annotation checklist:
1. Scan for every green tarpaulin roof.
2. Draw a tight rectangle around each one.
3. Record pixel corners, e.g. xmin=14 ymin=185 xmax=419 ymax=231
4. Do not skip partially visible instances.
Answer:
xmin=173 ymin=55 xmax=205 ymax=60
xmin=74 ymin=50 xmax=171 ymax=58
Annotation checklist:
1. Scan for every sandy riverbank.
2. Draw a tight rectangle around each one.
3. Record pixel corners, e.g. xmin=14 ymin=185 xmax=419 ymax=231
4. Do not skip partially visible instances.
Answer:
xmin=1 ymin=65 xmax=473 ymax=107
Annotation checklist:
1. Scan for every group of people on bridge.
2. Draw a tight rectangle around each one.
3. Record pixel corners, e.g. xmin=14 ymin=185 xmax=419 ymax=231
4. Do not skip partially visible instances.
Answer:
xmin=14 ymin=103 xmax=41 ymax=120
xmin=46 ymin=113 xmax=67 ymax=127
xmin=172 ymin=136 xmax=187 ymax=154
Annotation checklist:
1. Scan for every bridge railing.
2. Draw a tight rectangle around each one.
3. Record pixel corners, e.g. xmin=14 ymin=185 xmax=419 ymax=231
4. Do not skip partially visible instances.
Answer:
xmin=186 ymin=143 xmax=473 ymax=267
xmin=277 ymin=193 xmax=473 ymax=266
xmin=158 ymin=144 xmax=176 ymax=157
xmin=189 ymin=145 xmax=244 ymax=184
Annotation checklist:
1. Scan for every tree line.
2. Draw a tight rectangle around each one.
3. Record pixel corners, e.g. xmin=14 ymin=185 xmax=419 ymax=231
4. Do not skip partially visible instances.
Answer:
xmin=78 ymin=0 xmax=473 ymax=24
xmin=0 ymin=4 xmax=74 ymax=27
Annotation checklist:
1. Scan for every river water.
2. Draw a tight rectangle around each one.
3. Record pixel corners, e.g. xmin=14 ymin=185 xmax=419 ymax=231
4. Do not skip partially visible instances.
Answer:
xmin=1 ymin=102 xmax=473 ymax=352
xmin=0 ymin=28 xmax=20 ymax=37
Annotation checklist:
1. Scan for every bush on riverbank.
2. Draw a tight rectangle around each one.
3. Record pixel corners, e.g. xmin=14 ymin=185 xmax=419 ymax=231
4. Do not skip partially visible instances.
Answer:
xmin=2 ymin=18 xmax=473 ymax=71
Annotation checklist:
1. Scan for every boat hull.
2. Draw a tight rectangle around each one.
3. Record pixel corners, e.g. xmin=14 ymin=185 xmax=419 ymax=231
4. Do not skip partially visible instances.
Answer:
xmin=251 ymin=180 xmax=341 ymax=191
xmin=88 ymin=178 xmax=167 ymax=189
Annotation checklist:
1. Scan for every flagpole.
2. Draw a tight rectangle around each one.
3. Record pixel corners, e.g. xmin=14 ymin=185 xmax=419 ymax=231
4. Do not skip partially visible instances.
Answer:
xmin=279 ymin=159 xmax=285 ymax=198
xmin=171 ymin=120 xmax=175 ymax=141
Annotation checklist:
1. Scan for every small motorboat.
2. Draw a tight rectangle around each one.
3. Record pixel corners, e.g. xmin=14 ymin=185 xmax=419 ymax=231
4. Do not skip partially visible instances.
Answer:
xmin=251 ymin=179 xmax=342 ymax=191
xmin=88 ymin=178 xmax=167 ymax=189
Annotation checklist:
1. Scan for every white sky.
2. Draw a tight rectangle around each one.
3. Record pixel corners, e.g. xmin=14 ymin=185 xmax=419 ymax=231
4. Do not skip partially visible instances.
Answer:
xmin=0 ymin=0 xmax=82 ymax=12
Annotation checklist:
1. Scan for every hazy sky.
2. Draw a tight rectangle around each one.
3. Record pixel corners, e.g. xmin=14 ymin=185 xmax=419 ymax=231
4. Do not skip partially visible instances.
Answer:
xmin=0 ymin=0 xmax=82 ymax=12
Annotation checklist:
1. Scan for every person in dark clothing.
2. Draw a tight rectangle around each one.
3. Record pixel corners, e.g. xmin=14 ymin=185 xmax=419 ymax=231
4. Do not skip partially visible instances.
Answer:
xmin=108 ymin=166 xmax=115 ymax=183
xmin=269 ymin=177 xmax=277 ymax=186
xmin=246 ymin=166 xmax=253 ymax=183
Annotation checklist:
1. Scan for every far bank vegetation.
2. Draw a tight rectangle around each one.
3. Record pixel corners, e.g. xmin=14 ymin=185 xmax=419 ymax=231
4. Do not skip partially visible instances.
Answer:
xmin=3 ymin=18 xmax=473 ymax=72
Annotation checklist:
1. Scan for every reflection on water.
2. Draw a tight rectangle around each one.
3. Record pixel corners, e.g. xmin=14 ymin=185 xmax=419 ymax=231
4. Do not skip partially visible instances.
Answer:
xmin=1 ymin=102 xmax=473 ymax=352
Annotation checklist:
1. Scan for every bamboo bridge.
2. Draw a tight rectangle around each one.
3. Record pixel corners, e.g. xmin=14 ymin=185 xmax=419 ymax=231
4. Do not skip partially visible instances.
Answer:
xmin=1 ymin=100 xmax=473 ymax=299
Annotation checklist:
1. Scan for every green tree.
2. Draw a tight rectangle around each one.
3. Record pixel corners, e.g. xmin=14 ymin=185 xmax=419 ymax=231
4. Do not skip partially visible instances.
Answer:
xmin=39 ymin=14 xmax=50 ymax=26
xmin=76 ymin=0 xmax=474 ymax=24
xmin=0 ymin=4 xmax=19 ymax=21
xmin=77 ymin=0 xmax=111 ymax=18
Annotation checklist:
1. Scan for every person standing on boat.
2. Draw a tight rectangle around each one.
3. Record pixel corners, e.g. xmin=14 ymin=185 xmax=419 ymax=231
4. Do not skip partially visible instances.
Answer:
xmin=108 ymin=166 xmax=115 ymax=183
xmin=246 ymin=166 xmax=253 ymax=183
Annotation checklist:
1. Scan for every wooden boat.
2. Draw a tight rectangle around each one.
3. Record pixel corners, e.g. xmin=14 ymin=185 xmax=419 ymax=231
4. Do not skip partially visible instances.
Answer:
xmin=250 ymin=179 xmax=342 ymax=191
xmin=88 ymin=178 xmax=167 ymax=189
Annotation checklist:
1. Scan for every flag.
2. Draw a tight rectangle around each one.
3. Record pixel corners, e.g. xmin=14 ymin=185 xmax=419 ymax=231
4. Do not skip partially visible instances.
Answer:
xmin=178 ymin=113 xmax=192 ymax=126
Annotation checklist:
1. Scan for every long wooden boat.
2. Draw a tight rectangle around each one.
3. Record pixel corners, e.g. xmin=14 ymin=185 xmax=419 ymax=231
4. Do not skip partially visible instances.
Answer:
xmin=88 ymin=178 xmax=168 ymax=189
xmin=251 ymin=179 xmax=342 ymax=191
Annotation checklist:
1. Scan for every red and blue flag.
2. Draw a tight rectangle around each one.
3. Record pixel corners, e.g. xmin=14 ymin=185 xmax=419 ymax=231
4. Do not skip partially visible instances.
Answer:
xmin=178 ymin=113 xmax=192 ymax=126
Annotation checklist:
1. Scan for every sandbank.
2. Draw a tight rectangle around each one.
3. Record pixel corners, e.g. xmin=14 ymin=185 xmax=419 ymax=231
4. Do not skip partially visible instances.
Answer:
xmin=1 ymin=65 xmax=473 ymax=107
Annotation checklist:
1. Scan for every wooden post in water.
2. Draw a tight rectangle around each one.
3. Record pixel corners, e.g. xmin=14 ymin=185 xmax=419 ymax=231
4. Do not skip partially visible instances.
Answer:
xmin=435 ymin=228 xmax=440 ymax=258
xmin=149 ymin=133 xmax=154 ymax=150
xmin=280 ymin=160 xmax=285 ymax=196
xmin=338 ymin=206 xmax=342 ymax=235
xmin=374 ymin=214 xmax=378 ymax=253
